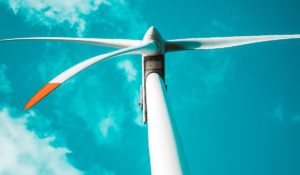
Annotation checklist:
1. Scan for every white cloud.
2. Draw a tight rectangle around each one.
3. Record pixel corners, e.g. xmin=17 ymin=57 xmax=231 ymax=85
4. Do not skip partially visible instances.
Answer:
xmin=2 ymin=0 xmax=107 ymax=35
xmin=117 ymin=60 xmax=137 ymax=82
xmin=86 ymin=165 xmax=116 ymax=175
xmin=99 ymin=115 xmax=119 ymax=138
xmin=0 ymin=64 xmax=12 ymax=93
xmin=264 ymin=103 xmax=300 ymax=126
xmin=117 ymin=59 xmax=144 ymax=126
xmin=0 ymin=107 xmax=82 ymax=175
xmin=1 ymin=0 xmax=148 ymax=36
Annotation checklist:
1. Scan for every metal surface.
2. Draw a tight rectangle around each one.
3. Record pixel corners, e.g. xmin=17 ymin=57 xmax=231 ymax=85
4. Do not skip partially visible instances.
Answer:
xmin=146 ymin=73 xmax=188 ymax=175
xmin=141 ymin=54 xmax=165 ymax=123
xmin=141 ymin=27 xmax=166 ymax=123
xmin=144 ymin=55 xmax=165 ymax=81
xmin=0 ymin=37 xmax=141 ymax=48
xmin=166 ymin=34 xmax=300 ymax=51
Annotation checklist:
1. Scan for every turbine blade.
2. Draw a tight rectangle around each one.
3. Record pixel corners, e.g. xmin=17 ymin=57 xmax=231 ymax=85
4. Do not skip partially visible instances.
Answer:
xmin=0 ymin=37 xmax=141 ymax=48
xmin=166 ymin=34 xmax=300 ymax=51
xmin=24 ymin=83 xmax=60 ymax=110
xmin=24 ymin=41 xmax=158 ymax=110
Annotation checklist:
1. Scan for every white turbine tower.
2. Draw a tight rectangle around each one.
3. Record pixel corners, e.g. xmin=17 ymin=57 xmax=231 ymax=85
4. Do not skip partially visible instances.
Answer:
xmin=1 ymin=26 xmax=300 ymax=175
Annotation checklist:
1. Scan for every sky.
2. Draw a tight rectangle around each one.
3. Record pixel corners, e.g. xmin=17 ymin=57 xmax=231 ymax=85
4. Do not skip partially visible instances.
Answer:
xmin=0 ymin=0 xmax=300 ymax=175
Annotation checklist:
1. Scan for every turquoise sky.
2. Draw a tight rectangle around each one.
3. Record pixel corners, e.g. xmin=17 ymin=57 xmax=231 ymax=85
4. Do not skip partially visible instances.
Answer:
xmin=0 ymin=0 xmax=300 ymax=175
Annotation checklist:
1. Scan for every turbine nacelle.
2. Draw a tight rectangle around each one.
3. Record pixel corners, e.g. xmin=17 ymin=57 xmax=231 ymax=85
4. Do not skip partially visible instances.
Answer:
xmin=143 ymin=26 xmax=165 ymax=55
xmin=141 ymin=27 xmax=166 ymax=123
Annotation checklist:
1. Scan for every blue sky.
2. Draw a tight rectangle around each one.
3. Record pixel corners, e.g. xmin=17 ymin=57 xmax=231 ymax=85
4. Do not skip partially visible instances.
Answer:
xmin=0 ymin=0 xmax=300 ymax=175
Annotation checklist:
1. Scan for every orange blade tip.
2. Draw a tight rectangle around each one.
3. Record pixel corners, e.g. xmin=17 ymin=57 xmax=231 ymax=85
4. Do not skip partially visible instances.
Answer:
xmin=24 ymin=83 xmax=61 ymax=110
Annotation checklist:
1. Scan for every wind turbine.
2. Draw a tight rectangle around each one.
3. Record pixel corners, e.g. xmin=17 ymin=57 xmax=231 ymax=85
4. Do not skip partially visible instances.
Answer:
xmin=1 ymin=26 xmax=300 ymax=175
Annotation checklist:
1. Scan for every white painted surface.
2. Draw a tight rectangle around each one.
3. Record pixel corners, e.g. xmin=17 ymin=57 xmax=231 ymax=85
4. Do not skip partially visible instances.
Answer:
xmin=167 ymin=34 xmax=300 ymax=50
xmin=146 ymin=73 xmax=188 ymax=175
xmin=0 ymin=37 xmax=141 ymax=48
xmin=49 ymin=41 xmax=158 ymax=83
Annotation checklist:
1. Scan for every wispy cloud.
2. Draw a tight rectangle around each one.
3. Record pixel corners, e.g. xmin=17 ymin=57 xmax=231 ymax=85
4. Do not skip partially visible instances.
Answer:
xmin=265 ymin=102 xmax=300 ymax=126
xmin=168 ymin=51 xmax=233 ymax=113
xmin=1 ymin=0 xmax=148 ymax=36
xmin=0 ymin=64 xmax=12 ymax=93
xmin=204 ymin=4 xmax=241 ymax=35
xmin=202 ymin=52 xmax=233 ymax=96
xmin=292 ymin=115 xmax=300 ymax=124
xmin=0 ymin=106 xmax=82 ymax=175
xmin=99 ymin=114 xmax=119 ymax=138
xmin=117 ymin=59 xmax=137 ymax=82
xmin=2 ymin=0 xmax=107 ymax=35
xmin=117 ymin=59 xmax=144 ymax=126
xmin=36 ymin=50 xmax=74 ymax=83
xmin=86 ymin=166 xmax=116 ymax=175
xmin=106 ymin=0 xmax=148 ymax=37
xmin=272 ymin=103 xmax=284 ymax=123
xmin=210 ymin=20 xmax=234 ymax=33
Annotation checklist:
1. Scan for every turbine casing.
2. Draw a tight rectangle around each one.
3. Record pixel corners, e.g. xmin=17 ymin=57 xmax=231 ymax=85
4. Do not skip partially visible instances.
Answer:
xmin=141 ymin=27 xmax=166 ymax=123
